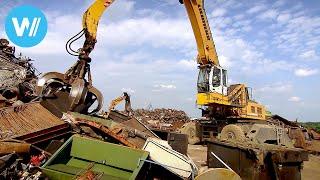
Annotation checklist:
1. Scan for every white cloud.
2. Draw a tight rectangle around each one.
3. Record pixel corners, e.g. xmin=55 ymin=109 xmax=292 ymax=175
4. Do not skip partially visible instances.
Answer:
xmin=274 ymin=0 xmax=286 ymax=8
xmin=247 ymin=5 xmax=266 ymax=14
xmin=294 ymin=68 xmax=318 ymax=77
xmin=277 ymin=13 xmax=291 ymax=23
xmin=288 ymin=96 xmax=301 ymax=102
xmin=186 ymin=97 xmax=194 ymax=102
xmin=233 ymin=14 xmax=245 ymax=21
xmin=299 ymin=50 xmax=318 ymax=60
xmin=154 ymin=84 xmax=177 ymax=89
xmin=211 ymin=8 xmax=227 ymax=17
xmin=219 ymin=55 xmax=232 ymax=68
xmin=258 ymin=83 xmax=292 ymax=93
xmin=227 ymin=78 xmax=234 ymax=84
xmin=121 ymin=88 xmax=135 ymax=94
xmin=98 ymin=17 xmax=194 ymax=53
xmin=258 ymin=9 xmax=278 ymax=20
xmin=178 ymin=59 xmax=196 ymax=70
xmin=103 ymin=0 xmax=136 ymax=22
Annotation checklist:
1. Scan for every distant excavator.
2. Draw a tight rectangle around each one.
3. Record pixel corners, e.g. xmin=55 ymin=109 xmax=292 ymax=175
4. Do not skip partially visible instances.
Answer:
xmin=105 ymin=92 xmax=132 ymax=118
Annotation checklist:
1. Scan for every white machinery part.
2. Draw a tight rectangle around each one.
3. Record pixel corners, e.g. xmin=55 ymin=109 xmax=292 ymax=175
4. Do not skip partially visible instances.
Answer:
xmin=142 ymin=137 xmax=197 ymax=178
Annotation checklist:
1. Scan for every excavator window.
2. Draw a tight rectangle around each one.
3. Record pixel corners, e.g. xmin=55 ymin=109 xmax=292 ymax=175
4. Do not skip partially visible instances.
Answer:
xmin=222 ymin=69 xmax=227 ymax=86
xmin=212 ymin=67 xmax=221 ymax=87
xmin=197 ymin=68 xmax=209 ymax=92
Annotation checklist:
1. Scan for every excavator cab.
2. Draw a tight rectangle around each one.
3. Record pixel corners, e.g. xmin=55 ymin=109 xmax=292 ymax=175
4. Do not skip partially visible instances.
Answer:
xmin=197 ymin=65 xmax=228 ymax=95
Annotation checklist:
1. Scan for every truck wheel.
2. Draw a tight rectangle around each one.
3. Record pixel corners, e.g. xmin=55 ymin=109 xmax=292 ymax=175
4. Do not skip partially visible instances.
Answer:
xmin=220 ymin=124 xmax=245 ymax=142
xmin=179 ymin=122 xmax=200 ymax=145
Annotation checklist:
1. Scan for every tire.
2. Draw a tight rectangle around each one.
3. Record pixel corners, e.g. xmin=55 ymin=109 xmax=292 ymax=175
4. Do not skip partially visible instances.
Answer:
xmin=179 ymin=122 xmax=200 ymax=145
xmin=220 ymin=124 xmax=245 ymax=142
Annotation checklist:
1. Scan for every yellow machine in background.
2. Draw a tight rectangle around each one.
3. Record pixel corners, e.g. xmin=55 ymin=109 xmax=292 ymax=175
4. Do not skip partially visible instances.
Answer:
xmin=178 ymin=0 xmax=280 ymax=144
xmin=180 ymin=0 xmax=266 ymax=121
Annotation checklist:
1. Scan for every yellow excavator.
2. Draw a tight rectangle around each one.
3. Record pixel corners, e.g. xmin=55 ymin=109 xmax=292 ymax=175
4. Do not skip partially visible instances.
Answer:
xmin=180 ymin=0 xmax=266 ymax=120
xmin=178 ymin=0 xmax=270 ymax=144
xmin=36 ymin=0 xmax=286 ymax=146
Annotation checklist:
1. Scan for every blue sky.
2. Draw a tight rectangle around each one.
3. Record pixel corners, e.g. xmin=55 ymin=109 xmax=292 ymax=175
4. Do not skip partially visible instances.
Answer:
xmin=0 ymin=0 xmax=319 ymax=121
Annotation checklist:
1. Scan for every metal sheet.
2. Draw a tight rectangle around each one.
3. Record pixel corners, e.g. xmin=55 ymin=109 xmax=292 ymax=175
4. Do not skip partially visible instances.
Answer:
xmin=207 ymin=140 xmax=309 ymax=180
xmin=0 ymin=102 xmax=66 ymax=140
xmin=167 ymin=133 xmax=188 ymax=155
xmin=143 ymin=137 xmax=195 ymax=178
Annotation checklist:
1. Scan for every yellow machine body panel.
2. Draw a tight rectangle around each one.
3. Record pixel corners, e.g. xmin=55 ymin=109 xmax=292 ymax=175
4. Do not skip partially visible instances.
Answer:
xmin=243 ymin=101 xmax=266 ymax=120
xmin=197 ymin=92 xmax=230 ymax=106
xmin=229 ymin=101 xmax=266 ymax=120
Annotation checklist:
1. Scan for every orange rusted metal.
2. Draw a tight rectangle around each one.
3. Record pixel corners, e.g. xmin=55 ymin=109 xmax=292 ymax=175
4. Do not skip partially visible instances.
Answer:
xmin=0 ymin=141 xmax=30 ymax=155
xmin=74 ymin=118 xmax=137 ymax=148
xmin=0 ymin=102 xmax=69 ymax=143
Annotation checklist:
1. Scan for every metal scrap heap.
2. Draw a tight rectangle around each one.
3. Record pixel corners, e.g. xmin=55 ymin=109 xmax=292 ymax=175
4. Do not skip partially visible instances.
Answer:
xmin=133 ymin=108 xmax=191 ymax=131
xmin=0 ymin=38 xmax=38 ymax=108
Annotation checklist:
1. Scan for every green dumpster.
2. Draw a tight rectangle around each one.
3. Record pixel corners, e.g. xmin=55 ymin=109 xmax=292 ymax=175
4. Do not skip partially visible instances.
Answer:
xmin=41 ymin=135 xmax=149 ymax=180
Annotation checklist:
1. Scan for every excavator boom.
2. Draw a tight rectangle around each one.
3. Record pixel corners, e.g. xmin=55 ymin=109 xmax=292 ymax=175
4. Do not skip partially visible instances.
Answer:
xmin=82 ymin=0 xmax=114 ymax=40
xmin=81 ymin=0 xmax=114 ymax=58
xmin=180 ymin=0 xmax=219 ymax=66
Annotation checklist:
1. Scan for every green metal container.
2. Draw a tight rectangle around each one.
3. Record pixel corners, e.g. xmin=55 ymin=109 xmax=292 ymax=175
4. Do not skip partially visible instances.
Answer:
xmin=41 ymin=135 xmax=149 ymax=180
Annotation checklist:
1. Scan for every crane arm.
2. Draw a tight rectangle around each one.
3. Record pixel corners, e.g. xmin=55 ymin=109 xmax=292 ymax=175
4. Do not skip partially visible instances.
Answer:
xmin=81 ymin=0 xmax=114 ymax=58
xmin=180 ymin=0 xmax=219 ymax=66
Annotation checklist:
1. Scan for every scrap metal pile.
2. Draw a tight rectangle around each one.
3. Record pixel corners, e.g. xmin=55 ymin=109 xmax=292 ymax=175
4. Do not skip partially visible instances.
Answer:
xmin=0 ymin=38 xmax=38 ymax=108
xmin=0 ymin=40 xmax=317 ymax=179
xmin=133 ymin=108 xmax=191 ymax=131
xmin=0 ymin=39 xmax=199 ymax=179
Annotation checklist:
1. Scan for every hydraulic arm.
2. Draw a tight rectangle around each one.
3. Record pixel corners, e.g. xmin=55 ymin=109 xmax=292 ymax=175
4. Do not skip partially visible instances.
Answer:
xmin=180 ymin=0 xmax=219 ymax=66
xmin=37 ymin=0 xmax=114 ymax=115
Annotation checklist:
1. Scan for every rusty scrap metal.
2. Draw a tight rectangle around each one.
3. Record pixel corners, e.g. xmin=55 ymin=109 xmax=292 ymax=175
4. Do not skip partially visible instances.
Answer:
xmin=309 ymin=129 xmax=320 ymax=140
xmin=72 ymin=117 xmax=138 ymax=148
xmin=0 ymin=38 xmax=38 ymax=106
xmin=64 ymin=112 xmax=156 ymax=148
xmin=133 ymin=108 xmax=190 ymax=131
xmin=109 ymin=110 xmax=159 ymax=138
xmin=0 ymin=102 xmax=70 ymax=144
xmin=0 ymin=141 xmax=30 ymax=155
xmin=207 ymin=139 xmax=309 ymax=180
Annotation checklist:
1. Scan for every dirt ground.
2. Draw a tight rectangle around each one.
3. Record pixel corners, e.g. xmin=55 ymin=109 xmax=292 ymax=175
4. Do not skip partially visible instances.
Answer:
xmin=188 ymin=145 xmax=320 ymax=179
xmin=188 ymin=145 xmax=207 ymax=169
xmin=307 ymin=140 xmax=320 ymax=152
xmin=302 ymin=155 xmax=320 ymax=180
